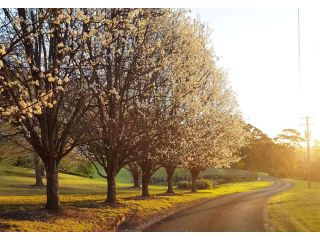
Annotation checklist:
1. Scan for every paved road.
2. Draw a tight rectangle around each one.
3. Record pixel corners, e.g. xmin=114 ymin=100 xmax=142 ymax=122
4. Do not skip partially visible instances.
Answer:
xmin=146 ymin=179 xmax=292 ymax=232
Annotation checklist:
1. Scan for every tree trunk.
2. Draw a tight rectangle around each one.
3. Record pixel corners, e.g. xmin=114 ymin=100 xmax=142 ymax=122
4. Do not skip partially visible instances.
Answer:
xmin=34 ymin=153 xmax=44 ymax=187
xmin=45 ymin=163 xmax=60 ymax=210
xmin=41 ymin=165 xmax=46 ymax=177
xmin=191 ymin=170 xmax=200 ymax=193
xmin=106 ymin=173 xmax=117 ymax=204
xmin=133 ymin=172 xmax=140 ymax=188
xmin=141 ymin=172 xmax=150 ymax=197
xmin=165 ymin=166 xmax=175 ymax=194
xmin=127 ymin=163 xmax=141 ymax=188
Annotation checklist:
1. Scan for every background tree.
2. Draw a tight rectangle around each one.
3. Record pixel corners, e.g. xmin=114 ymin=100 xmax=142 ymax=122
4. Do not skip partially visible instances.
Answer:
xmin=312 ymin=140 xmax=320 ymax=160
xmin=238 ymin=124 xmax=275 ymax=172
xmin=274 ymin=129 xmax=304 ymax=148
xmin=273 ymin=129 xmax=304 ymax=177
xmin=239 ymin=126 xmax=305 ymax=178
xmin=182 ymin=69 xmax=247 ymax=192
xmin=166 ymin=17 xmax=249 ymax=192
xmin=0 ymin=121 xmax=44 ymax=186
xmin=311 ymin=140 xmax=320 ymax=181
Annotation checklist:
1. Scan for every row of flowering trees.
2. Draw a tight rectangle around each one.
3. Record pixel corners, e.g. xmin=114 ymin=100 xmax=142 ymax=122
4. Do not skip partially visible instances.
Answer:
xmin=0 ymin=8 xmax=247 ymax=210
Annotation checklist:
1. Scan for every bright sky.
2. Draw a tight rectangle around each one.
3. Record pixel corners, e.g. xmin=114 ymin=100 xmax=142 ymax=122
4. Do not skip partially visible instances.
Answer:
xmin=191 ymin=8 xmax=320 ymax=141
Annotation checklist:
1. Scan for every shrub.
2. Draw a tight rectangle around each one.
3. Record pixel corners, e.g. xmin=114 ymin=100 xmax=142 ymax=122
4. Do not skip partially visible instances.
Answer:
xmin=177 ymin=180 xmax=191 ymax=189
xmin=13 ymin=155 xmax=34 ymax=168
xmin=177 ymin=179 xmax=214 ymax=190
xmin=196 ymin=178 xmax=214 ymax=189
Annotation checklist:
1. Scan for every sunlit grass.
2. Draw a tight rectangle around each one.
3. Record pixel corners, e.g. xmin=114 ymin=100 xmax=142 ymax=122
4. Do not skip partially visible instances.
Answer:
xmin=0 ymin=166 xmax=272 ymax=232
xmin=269 ymin=179 xmax=320 ymax=231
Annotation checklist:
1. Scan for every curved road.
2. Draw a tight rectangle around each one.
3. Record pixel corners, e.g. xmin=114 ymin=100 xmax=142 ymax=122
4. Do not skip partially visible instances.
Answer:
xmin=146 ymin=179 xmax=292 ymax=232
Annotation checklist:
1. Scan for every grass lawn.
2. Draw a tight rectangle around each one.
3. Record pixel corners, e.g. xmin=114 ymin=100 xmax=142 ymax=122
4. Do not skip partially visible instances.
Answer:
xmin=0 ymin=166 xmax=272 ymax=232
xmin=269 ymin=179 xmax=320 ymax=231
xmin=96 ymin=166 xmax=263 ymax=182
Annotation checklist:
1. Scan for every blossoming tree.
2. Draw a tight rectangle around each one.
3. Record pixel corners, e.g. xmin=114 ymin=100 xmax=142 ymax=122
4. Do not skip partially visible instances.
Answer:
xmin=78 ymin=9 xmax=178 ymax=203
xmin=0 ymin=8 xmax=100 ymax=210
xmin=181 ymin=70 xmax=248 ymax=192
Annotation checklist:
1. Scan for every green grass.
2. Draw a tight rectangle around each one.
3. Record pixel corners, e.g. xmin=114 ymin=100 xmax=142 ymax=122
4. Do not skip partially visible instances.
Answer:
xmin=269 ymin=179 xmax=320 ymax=231
xmin=91 ymin=165 xmax=260 ymax=182
xmin=151 ymin=167 xmax=257 ymax=179
xmin=0 ymin=166 xmax=272 ymax=232
xmin=91 ymin=165 xmax=132 ymax=182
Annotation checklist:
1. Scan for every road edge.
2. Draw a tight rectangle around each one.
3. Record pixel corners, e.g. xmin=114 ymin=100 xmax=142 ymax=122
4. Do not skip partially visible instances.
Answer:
xmin=119 ymin=196 xmax=215 ymax=232
xmin=263 ymin=179 xmax=294 ymax=232
xmin=263 ymin=201 xmax=273 ymax=231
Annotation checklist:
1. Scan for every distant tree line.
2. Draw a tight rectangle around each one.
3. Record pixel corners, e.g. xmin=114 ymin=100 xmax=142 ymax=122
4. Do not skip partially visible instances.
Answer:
xmin=237 ymin=124 xmax=307 ymax=178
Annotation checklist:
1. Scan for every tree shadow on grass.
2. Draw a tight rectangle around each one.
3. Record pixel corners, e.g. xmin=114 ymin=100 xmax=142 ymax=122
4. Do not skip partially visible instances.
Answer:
xmin=122 ymin=191 xmax=186 ymax=201
xmin=121 ymin=195 xmax=159 ymax=201
xmin=121 ymin=186 xmax=141 ymax=190
xmin=182 ymin=190 xmax=214 ymax=194
xmin=0 ymin=200 xmax=126 ymax=232
xmin=0 ymin=207 xmax=56 ymax=222
xmin=68 ymin=200 xmax=102 ymax=208
xmin=68 ymin=199 xmax=127 ymax=209
xmin=0 ymin=222 xmax=17 ymax=231
xmin=0 ymin=200 xmax=102 ymax=222
xmin=0 ymin=203 xmax=108 ymax=224
xmin=0 ymin=170 xmax=34 ymax=178
xmin=156 ymin=192 xmax=183 ymax=197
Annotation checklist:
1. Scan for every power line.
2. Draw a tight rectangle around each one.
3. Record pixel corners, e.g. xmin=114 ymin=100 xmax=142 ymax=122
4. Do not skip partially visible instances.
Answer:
xmin=298 ymin=8 xmax=301 ymax=89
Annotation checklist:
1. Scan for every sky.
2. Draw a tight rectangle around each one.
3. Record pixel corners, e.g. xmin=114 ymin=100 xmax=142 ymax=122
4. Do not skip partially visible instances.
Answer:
xmin=191 ymin=8 xmax=320 ymax=141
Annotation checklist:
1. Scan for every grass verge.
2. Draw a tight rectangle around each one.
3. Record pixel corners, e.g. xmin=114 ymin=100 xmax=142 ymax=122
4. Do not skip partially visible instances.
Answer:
xmin=0 ymin=166 xmax=272 ymax=232
xmin=269 ymin=179 xmax=320 ymax=231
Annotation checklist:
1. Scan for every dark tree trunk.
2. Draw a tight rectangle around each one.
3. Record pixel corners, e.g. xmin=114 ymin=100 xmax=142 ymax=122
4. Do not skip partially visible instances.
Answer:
xmin=165 ymin=166 xmax=176 ymax=194
xmin=133 ymin=172 xmax=140 ymax=188
xmin=34 ymin=153 xmax=44 ymax=187
xmin=106 ymin=173 xmax=117 ymax=204
xmin=41 ymin=165 xmax=46 ymax=177
xmin=191 ymin=169 xmax=200 ymax=193
xmin=45 ymin=163 xmax=60 ymax=210
xmin=141 ymin=172 xmax=150 ymax=197
xmin=126 ymin=163 xmax=141 ymax=188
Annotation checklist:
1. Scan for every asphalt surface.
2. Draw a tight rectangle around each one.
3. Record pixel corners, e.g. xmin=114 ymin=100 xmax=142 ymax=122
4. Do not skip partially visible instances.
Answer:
xmin=146 ymin=179 xmax=292 ymax=232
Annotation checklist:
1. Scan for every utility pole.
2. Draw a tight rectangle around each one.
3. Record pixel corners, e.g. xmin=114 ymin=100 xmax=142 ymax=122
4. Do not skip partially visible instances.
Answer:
xmin=300 ymin=116 xmax=314 ymax=188
xmin=304 ymin=116 xmax=311 ymax=188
